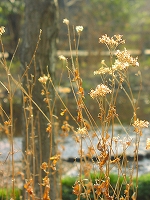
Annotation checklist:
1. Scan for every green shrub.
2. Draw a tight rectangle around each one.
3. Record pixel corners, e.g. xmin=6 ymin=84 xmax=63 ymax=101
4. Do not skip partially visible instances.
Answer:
xmin=62 ymin=176 xmax=76 ymax=200
xmin=0 ymin=188 xmax=21 ymax=200
xmin=62 ymin=173 xmax=150 ymax=200
xmin=136 ymin=174 xmax=150 ymax=200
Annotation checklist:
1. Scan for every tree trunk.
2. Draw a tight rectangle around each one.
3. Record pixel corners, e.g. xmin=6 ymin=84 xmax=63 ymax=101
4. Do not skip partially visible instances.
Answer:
xmin=20 ymin=0 xmax=58 ymax=199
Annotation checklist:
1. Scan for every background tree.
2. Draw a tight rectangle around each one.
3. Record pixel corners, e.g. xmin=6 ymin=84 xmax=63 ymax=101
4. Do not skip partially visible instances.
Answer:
xmin=58 ymin=0 xmax=133 ymax=51
xmin=20 ymin=0 xmax=58 ymax=199
xmin=0 ymin=0 xmax=24 ymax=54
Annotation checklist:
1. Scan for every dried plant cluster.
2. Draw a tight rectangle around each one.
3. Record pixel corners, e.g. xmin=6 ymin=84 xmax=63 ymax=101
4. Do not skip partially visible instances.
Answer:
xmin=0 ymin=19 xmax=150 ymax=200
xmin=58 ymin=20 xmax=150 ymax=200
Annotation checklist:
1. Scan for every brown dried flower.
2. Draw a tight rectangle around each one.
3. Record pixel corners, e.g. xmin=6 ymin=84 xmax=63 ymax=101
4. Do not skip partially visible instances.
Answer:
xmin=94 ymin=66 xmax=111 ymax=75
xmin=90 ymin=84 xmax=112 ymax=99
xmin=76 ymin=127 xmax=88 ymax=135
xmin=41 ymin=162 xmax=48 ymax=172
xmin=86 ymin=146 xmax=95 ymax=158
xmin=61 ymin=121 xmax=70 ymax=136
xmin=38 ymin=75 xmax=48 ymax=84
xmin=42 ymin=176 xmax=50 ymax=186
xmin=59 ymin=55 xmax=67 ymax=61
xmin=24 ymin=179 xmax=34 ymax=196
xmin=0 ymin=26 xmax=5 ymax=35
xmin=99 ymin=34 xmax=125 ymax=49
xmin=72 ymin=181 xmax=81 ymax=196
xmin=94 ymin=48 xmax=139 ymax=75
xmin=116 ymin=48 xmax=139 ymax=67
xmin=146 ymin=138 xmax=150 ymax=150
xmin=50 ymin=154 xmax=60 ymax=169
xmin=76 ymin=26 xmax=83 ymax=34
xmin=132 ymin=119 xmax=149 ymax=129
xmin=63 ymin=18 xmax=69 ymax=25
xmin=46 ymin=123 xmax=52 ymax=134
xmin=94 ymin=178 xmax=111 ymax=198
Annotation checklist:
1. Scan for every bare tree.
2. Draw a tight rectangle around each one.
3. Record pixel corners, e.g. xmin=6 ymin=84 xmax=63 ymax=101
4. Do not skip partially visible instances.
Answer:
xmin=21 ymin=0 xmax=58 ymax=199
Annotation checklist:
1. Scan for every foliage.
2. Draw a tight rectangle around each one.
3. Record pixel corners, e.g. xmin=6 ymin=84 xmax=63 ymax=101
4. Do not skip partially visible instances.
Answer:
xmin=62 ymin=173 xmax=150 ymax=200
xmin=0 ymin=0 xmax=24 ymax=16
xmin=0 ymin=0 xmax=24 ymax=53
xmin=0 ymin=188 xmax=21 ymax=200
xmin=62 ymin=176 xmax=76 ymax=200
xmin=137 ymin=173 xmax=150 ymax=200
xmin=86 ymin=0 xmax=132 ymax=31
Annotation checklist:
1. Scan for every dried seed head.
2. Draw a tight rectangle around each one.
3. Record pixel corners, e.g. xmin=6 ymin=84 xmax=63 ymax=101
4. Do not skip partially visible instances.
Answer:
xmin=76 ymin=26 xmax=83 ymax=34
xmin=72 ymin=181 xmax=81 ymax=196
xmin=61 ymin=121 xmax=70 ymax=135
xmin=113 ymin=136 xmax=120 ymax=143
xmin=94 ymin=50 xmax=139 ymax=74
xmin=42 ymin=176 xmax=50 ymax=186
xmin=86 ymin=146 xmax=95 ymax=158
xmin=59 ymin=55 xmax=67 ymax=61
xmin=94 ymin=67 xmax=111 ymax=75
xmin=116 ymin=48 xmax=139 ymax=67
xmin=90 ymin=84 xmax=112 ymax=99
xmin=99 ymin=34 xmax=125 ymax=49
xmin=0 ymin=26 xmax=5 ymax=35
xmin=46 ymin=123 xmax=52 ymax=134
xmin=63 ymin=18 xmax=69 ymax=25
xmin=41 ymin=162 xmax=48 ymax=171
xmin=38 ymin=75 xmax=48 ymax=84
xmin=76 ymin=127 xmax=87 ymax=135
xmin=122 ymin=136 xmax=132 ymax=148
xmin=133 ymin=118 xmax=149 ymax=129
xmin=146 ymin=138 xmax=150 ymax=150
xmin=41 ymin=89 xmax=45 ymax=95
xmin=50 ymin=154 xmax=60 ymax=169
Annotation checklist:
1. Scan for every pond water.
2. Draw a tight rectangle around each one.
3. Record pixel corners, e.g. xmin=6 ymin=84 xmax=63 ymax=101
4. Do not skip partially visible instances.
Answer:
xmin=0 ymin=125 xmax=149 ymax=176
xmin=60 ymin=125 xmax=150 ymax=158
xmin=59 ymin=125 xmax=150 ymax=176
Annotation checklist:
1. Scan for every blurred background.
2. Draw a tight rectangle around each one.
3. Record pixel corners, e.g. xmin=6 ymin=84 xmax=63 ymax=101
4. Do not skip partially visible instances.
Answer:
xmin=0 ymin=0 xmax=150 ymax=134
